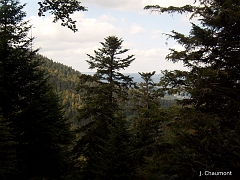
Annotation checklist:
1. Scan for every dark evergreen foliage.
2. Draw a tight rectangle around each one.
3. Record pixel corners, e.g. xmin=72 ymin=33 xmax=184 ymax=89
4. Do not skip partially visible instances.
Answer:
xmin=0 ymin=114 xmax=16 ymax=180
xmin=146 ymin=0 xmax=240 ymax=117
xmin=73 ymin=36 xmax=135 ymax=179
xmin=0 ymin=1 xmax=73 ymax=179
xmin=144 ymin=0 xmax=240 ymax=179
xmin=128 ymin=71 xmax=165 ymax=179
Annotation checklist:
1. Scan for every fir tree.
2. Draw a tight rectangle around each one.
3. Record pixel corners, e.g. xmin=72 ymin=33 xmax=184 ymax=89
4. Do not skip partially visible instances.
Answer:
xmin=144 ymin=0 xmax=240 ymax=178
xmin=74 ymin=36 xmax=135 ymax=179
xmin=129 ymin=71 xmax=164 ymax=178
xmin=0 ymin=0 xmax=73 ymax=179
xmin=145 ymin=0 xmax=240 ymax=117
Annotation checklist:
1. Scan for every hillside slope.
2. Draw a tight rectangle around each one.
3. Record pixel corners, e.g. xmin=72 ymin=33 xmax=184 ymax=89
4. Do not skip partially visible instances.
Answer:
xmin=37 ymin=54 xmax=81 ymax=126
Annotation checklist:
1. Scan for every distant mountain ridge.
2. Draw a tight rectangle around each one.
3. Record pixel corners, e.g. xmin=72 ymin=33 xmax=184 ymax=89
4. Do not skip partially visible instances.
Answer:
xmin=82 ymin=72 xmax=162 ymax=83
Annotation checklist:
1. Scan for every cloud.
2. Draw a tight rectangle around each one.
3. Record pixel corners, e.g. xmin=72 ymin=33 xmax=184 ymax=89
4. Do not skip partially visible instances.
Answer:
xmin=125 ymin=47 xmax=187 ymax=73
xmin=97 ymin=13 xmax=117 ymax=23
xmin=130 ymin=23 xmax=145 ymax=35
xmin=25 ymin=1 xmax=191 ymax=73
xmin=30 ymin=13 xmax=122 ymax=47
xmin=151 ymin=29 xmax=162 ymax=39
xmin=171 ymin=44 xmax=185 ymax=51
xmin=28 ymin=12 xmax=124 ymax=72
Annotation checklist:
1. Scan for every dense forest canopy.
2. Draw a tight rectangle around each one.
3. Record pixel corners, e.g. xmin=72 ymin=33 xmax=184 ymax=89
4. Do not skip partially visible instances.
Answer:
xmin=0 ymin=0 xmax=239 ymax=179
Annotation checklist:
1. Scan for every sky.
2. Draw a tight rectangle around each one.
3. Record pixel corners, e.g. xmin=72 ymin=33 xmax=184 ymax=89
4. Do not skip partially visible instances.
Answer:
xmin=22 ymin=0 xmax=197 ymax=73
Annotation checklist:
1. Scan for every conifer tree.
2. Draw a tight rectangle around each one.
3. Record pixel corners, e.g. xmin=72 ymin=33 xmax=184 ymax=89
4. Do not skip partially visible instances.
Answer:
xmin=0 ymin=114 xmax=16 ymax=180
xmin=145 ymin=0 xmax=240 ymax=117
xmin=0 ymin=0 xmax=72 ymax=179
xmin=144 ymin=0 xmax=240 ymax=178
xmin=129 ymin=71 xmax=164 ymax=178
xmin=74 ymin=36 xmax=135 ymax=179
xmin=134 ymin=71 xmax=162 ymax=109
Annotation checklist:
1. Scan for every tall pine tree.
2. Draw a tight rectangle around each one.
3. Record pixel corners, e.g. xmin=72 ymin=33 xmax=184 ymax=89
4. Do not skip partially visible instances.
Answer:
xmin=74 ymin=36 xmax=135 ymax=179
xmin=0 ymin=0 xmax=72 ymax=179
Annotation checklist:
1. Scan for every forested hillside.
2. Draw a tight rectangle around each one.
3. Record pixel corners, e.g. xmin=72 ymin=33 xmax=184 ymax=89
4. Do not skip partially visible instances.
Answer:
xmin=38 ymin=54 xmax=176 ymax=124
xmin=38 ymin=54 xmax=81 ymax=125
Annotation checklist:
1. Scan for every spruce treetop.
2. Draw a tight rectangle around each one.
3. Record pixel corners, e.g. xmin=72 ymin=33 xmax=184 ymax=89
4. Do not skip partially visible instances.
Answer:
xmin=86 ymin=36 xmax=135 ymax=88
